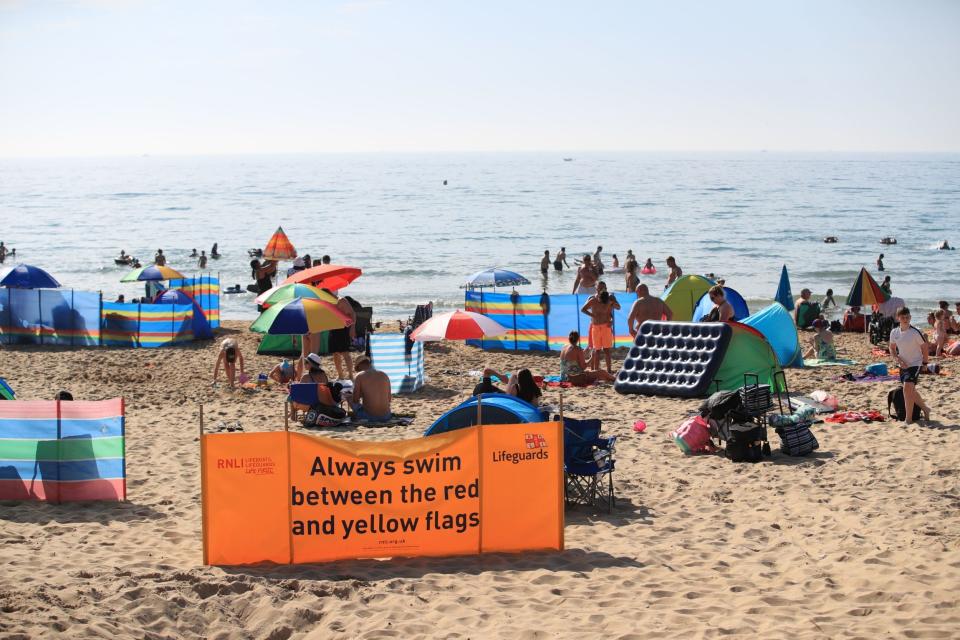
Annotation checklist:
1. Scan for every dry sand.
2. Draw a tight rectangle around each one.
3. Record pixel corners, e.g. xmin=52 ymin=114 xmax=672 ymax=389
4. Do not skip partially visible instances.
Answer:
xmin=1 ymin=321 xmax=958 ymax=639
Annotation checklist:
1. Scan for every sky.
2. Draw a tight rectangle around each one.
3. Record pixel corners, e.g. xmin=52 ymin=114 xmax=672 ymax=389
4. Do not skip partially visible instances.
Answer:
xmin=1 ymin=0 xmax=959 ymax=157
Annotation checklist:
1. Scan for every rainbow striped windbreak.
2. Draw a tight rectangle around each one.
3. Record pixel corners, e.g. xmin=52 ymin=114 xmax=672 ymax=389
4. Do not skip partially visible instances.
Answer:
xmin=465 ymin=290 xmax=637 ymax=352
xmin=0 ymin=399 xmax=126 ymax=502
xmin=168 ymin=276 xmax=221 ymax=328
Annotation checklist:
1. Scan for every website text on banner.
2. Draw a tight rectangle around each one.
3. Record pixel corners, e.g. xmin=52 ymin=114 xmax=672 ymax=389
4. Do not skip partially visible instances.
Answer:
xmin=201 ymin=422 xmax=564 ymax=565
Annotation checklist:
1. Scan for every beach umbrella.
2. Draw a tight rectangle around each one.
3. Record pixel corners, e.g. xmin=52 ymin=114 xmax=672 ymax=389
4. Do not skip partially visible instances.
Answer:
xmin=250 ymin=297 xmax=352 ymax=335
xmin=254 ymin=282 xmax=338 ymax=308
xmin=463 ymin=267 xmax=531 ymax=289
xmin=0 ymin=264 xmax=60 ymax=289
xmin=282 ymin=264 xmax=362 ymax=291
xmin=263 ymin=226 xmax=297 ymax=261
xmin=410 ymin=310 xmax=508 ymax=342
xmin=845 ymin=267 xmax=890 ymax=307
xmin=121 ymin=265 xmax=185 ymax=282
xmin=773 ymin=265 xmax=794 ymax=311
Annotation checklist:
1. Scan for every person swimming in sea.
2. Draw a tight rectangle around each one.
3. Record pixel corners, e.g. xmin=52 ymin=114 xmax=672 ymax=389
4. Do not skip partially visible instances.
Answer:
xmin=211 ymin=242 xmax=220 ymax=258
xmin=190 ymin=248 xmax=198 ymax=258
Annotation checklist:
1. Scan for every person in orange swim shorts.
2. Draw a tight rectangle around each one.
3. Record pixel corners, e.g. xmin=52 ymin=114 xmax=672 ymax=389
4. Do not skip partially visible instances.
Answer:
xmin=581 ymin=281 xmax=620 ymax=374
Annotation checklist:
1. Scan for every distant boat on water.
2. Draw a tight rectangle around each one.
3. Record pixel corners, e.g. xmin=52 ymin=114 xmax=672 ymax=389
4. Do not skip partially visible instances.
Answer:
xmin=563 ymin=158 xmax=574 ymax=162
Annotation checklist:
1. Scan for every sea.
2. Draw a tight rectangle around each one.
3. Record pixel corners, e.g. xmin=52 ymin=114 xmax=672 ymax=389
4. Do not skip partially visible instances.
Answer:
xmin=1 ymin=152 xmax=958 ymax=322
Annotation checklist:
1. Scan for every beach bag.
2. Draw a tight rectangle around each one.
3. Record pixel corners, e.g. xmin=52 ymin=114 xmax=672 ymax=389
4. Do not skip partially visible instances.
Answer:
xmin=699 ymin=390 xmax=747 ymax=423
xmin=671 ymin=416 xmax=715 ymax=454
xmin=303 ymin=402 xmax=347 ymax=428
xmin=830 ymin=320 xmax=843 ymax=334
xmin=776 ymin=422 xmax=819 ymax=456
xmin=722 ymin=423 xmax=765 ymax=463
xmin=865 ymin=363 xmax=888 ymax=376
xmin=887 ymin=387 xmax=921 ymax=422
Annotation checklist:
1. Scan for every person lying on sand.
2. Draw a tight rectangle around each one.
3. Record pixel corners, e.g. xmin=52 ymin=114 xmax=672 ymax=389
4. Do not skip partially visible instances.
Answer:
xmin=560 ymin=331 xmax=615 ymax=385
xmin=478 ymin=367 xmax=542 ymax=406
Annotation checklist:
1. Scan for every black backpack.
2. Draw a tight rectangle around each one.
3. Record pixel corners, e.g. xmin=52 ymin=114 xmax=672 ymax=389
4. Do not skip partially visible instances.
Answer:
xmin=722 ymin=423 xmax=766 ymax=463
xmin=887 ymin=387 xmax=921 ymax=422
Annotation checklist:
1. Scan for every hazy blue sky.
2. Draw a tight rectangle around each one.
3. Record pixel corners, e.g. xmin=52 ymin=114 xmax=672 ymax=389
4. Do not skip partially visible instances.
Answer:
xmin=1 ymin=0 xmax=958 ymax=156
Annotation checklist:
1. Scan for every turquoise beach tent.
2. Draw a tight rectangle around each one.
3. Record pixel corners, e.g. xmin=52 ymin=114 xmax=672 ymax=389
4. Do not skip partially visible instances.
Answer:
xmin=692 ymin=287 xmax=750 ymax=322
xmin=741 ymin=303 xmax=803 ymax=367
xmin=774 ymin=265 xmax=794 ymax=311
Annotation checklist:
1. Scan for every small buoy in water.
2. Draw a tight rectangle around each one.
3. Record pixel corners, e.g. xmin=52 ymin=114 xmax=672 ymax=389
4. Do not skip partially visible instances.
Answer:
xmin=443 ymin=179 xmax=448 ymax=186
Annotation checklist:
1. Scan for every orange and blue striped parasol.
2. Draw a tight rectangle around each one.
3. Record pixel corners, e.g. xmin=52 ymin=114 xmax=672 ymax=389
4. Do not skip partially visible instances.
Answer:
xmin=263 ymin=226 xmax=297 ymax=261
xmin=845 ymin=267 xmax=890 ymax=307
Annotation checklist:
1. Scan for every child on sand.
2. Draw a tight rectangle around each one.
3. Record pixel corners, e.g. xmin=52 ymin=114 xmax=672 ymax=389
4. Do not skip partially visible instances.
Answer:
xmin=213 ymin=338 xmax=246 ymax=388
xmin=889 ymin=306 xmax=931 ymax=424
xmin=804 ymin=318 xmax=837 ymax=361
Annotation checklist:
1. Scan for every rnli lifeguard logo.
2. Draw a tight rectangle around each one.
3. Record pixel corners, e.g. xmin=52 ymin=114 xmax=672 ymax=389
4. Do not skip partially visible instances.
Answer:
xmin=492 ymin=434 xmax=550 ymax=464
xmin=524 ymin=433 xmax=548 ymax=449
xmin=216 ymin=456 xmax=277 ymax=475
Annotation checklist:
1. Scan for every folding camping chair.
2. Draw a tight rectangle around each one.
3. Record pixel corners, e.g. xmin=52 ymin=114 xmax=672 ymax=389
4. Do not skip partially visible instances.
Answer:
xmin=561 ymin=417 xmax=616 ymax=512
xmin=0 ymin=377 xmax=14 ymax=400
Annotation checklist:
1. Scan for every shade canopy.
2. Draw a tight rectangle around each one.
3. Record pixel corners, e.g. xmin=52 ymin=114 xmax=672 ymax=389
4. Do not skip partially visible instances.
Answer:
xmin=463 ymin=268 xmax=531 ymax=289
xmin=410 ymin=310 xmax=507 ymax=342
xmin=845 ymin=267 xmax=890 ymax=307
xmin=121 ymin=265 xmax=185 ymax=282
xmin=0 ymin=264 xmax=60 ymax=289
xmin=282 ymin=264 xmax=362 ymax=291
xmin=263 ymin=226 xmax=297 ymax=261
xmin=254 ymin=283 xmax=338 ymax=308
xmin=250 ymin=297 xmax=353 ymax=335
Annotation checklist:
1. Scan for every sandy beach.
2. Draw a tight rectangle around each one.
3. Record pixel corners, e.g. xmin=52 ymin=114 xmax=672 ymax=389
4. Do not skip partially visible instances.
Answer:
xmin=1 ymin=321 xmax=958 ymax=639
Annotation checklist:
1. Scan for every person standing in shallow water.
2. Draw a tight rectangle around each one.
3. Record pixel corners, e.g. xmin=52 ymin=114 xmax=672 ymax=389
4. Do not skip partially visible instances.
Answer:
xmin=540 ymin=250 xmax=550 ymax=278
xmin=877 ymin=253 xmax=885 ymax=271
xmin=554 ymin=247 xmax=568 ymax=272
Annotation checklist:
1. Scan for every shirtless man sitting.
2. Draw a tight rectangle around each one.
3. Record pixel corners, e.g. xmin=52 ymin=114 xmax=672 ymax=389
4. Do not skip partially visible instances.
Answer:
xmin=572 ymin=254 xmax=599 ymax=294
xmin=628 ymin=284 xmax=673 ymax=337
xmin=351 ymin=357 xmax=392 ymax=422
xmin=581 ymin=282 xmax=620 ymax=373
xmin=665 ymin=256 xmax=682 ymax=288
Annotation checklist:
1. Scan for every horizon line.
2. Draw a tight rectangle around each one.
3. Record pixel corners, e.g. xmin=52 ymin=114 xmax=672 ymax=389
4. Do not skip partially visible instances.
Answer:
xmin=2 ymin=148 xmax=960 ymax=161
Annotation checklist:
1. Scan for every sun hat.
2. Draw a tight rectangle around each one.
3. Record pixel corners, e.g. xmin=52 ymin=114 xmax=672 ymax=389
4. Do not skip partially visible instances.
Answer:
xmin=306 ymin=353 xmax=323 ymax=367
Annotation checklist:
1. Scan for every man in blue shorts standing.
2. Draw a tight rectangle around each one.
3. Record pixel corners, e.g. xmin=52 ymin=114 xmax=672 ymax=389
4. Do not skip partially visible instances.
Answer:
xmin=888 ymin=306 xmax=931 ymax=424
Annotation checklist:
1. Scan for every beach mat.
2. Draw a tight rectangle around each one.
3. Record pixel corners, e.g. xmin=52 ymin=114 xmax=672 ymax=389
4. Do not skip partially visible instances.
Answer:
xmin=803 ymin=358 xmax=858 ymax=367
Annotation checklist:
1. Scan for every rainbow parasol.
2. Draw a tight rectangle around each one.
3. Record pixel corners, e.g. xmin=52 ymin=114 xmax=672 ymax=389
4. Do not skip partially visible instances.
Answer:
xmin=250 ymin=297 xmax=352 ymax=335
xmin=263 ymin=226 xmax=297 ymax=261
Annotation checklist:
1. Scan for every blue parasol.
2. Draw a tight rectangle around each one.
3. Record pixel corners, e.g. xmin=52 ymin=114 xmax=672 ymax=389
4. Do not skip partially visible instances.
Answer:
xmin=463 ymin=267 xmax=531 ymax=289
xmin=0 ymin=264 xmax=61 ymax=289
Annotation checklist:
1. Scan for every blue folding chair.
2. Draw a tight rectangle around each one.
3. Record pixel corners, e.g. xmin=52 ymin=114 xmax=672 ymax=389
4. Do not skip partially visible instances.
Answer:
xmin=562 ymin=417 xmax=616 ymax=512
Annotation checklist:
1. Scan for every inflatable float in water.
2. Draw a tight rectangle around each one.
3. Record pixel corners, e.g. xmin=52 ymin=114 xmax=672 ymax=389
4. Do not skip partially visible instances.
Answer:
xmin=641 ymin=267 xmax=657 ymax=275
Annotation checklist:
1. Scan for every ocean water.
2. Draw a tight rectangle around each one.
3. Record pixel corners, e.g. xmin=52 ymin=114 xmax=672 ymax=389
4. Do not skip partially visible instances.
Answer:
xmin=1 ymin=152 xmax=958 ymax=321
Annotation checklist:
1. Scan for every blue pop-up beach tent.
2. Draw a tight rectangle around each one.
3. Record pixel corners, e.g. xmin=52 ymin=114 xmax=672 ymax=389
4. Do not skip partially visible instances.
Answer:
xmin=155 ymin=289 xmax=212 ymax=339
xmin=425 ymin=393 xmax=545 ymax=436
xmin=774 ymin=265 xmax=794 ymax=311
xmin=692 ymin=287 xmax=750 ymax=322
xmin=741 ymin=303 xmax=802 ymax=367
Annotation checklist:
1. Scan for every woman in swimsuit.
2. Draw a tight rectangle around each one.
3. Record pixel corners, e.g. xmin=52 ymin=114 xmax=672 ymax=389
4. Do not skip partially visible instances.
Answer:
xmin=213 ymin=338 xmax=246 ymax=388
xmin=803 ymin=319 xmax=837 ymax=361
xmin=701 ymin=285 xmax=734 ymax=322
xmin=559 ymin=331 xmax=615 ymax=385
xmin=625 ymin=260 xmax=639 ymax=293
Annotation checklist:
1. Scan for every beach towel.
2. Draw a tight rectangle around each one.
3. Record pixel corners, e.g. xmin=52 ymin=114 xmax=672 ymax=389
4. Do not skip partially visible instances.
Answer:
xmin=837 ymin=372 xmax=899 ymax=383
xmin=803 ymin=358 xmax=858 ymax=367
xmin=825 ymin=410 xmax=885 ymax=424
xmin=787 ymin=394 xmax=836 ymax=414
